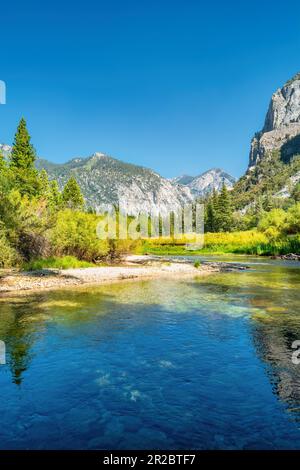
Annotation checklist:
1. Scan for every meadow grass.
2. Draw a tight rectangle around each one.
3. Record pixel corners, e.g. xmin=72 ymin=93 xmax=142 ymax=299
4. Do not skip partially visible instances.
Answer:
xmin=23 ymin=256 xmax=95 ymax=271
xmin=137 ymin=231 xmax=300 ymax=256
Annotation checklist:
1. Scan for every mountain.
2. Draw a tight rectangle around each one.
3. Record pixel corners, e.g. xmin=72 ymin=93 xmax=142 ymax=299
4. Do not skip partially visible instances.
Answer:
xmin=249 ymin=72 xmax=300 ymax=170
xmin=171 ymin=175 xmax=195 ymax=186
xmin=234 ymin=72 xmax=300 ymax=208
xmin=1 ymin=143 xmax=236 ymax=211
xmin=171 ymin=168 xmax=236 ymax=197
xmin=36 ymin=152 xmax=193 ymax=216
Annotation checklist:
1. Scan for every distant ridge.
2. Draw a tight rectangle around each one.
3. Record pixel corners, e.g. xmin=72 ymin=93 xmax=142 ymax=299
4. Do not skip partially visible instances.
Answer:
xmin=1 ymin=143 xmax=236 ymax=212
xmin=171 ymin=168 xmax=236 ymax=197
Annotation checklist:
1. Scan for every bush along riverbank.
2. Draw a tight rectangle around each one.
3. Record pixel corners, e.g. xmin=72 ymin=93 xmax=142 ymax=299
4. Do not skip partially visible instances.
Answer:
xmin=138 ymin=230 xmax=300 ymax=257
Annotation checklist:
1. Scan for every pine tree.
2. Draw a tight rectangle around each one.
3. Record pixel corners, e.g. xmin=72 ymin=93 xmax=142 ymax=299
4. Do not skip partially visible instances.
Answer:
xmin=253 ymin=196 xmax=264 ymax=225
xmin=205 ymin=201 xmax=215 ymax=232
xmin=38 ymin=169 xmax=50 ymax=195
xmin=10 ymin=118 xmax=36 ymax=169
xmin=211 ymin=189 xmax=219 ymax=231
xmin=216 ymin=183 xmax=233 ymax=232
xmin=10 ymin=118 xmax=39 ymax=196
xmin=49 ymin=180 xmax=62 ymax=208
xmin=264 ymin=191 xmax=274 ymax=211
xmin=61 ymin=176 xmax=84 ymax=209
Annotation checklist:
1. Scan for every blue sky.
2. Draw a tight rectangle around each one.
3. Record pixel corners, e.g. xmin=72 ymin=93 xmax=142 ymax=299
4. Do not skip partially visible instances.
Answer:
xmin=1 ymin=0 xmax=300 ymax=178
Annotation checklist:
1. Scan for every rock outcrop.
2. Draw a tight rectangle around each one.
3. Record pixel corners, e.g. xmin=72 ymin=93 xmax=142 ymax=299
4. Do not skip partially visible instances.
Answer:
xmin=249 ymin=73 xmax=300 ymax=169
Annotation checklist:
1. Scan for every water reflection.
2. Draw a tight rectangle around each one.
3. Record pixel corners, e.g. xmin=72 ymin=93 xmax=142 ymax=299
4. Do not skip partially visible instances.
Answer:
xmin=196 ymin=259 xmax=300 ymax=421
xmin=0 ymin=299 xmax=40 ymax=384
xmin=252 ymin=322 xmax=300 ymax=414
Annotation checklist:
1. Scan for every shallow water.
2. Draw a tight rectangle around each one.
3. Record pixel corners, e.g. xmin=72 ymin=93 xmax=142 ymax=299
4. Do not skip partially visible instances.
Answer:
xmin=1 ymin=256 xmax=300 ymax=449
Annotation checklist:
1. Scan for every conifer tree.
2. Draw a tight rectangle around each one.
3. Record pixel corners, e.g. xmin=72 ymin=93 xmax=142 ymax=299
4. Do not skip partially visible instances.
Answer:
xmin=49 ymin=180 xmax=62 ymax=208
xmin=263 ymin=191 xmax=274 ymax=211
xmin=211 ymin=189 xmax=219 ymax=231
xmin=205 ymin=201 xmax=215 ymax=232
xmin=10 ymin=118 xmax=39 ymax=196
xmin=38 ymin=169 xmax=50 ymax=195
xmin=10 ymin=118 xmax=36 ymax=169
xmin=216 ymin=183 xmax=233 ymax=232
xmin=61 ymin=176 xmax=84 ymax=209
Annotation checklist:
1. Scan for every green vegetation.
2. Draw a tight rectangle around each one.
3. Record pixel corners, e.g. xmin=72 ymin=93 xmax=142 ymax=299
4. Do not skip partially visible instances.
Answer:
xmin=1 ymin=118 xmax=300 ymax=268
xmin=0 ymin=118 xmax=131 ymax=269
xmin=61 ymin=176 xmax=84 ymax=209
xmin=139 ymin=229 xmax=300 ymax=257
xmin=9 ymin=118 xmax=40 ymax=197
xmin=48 ymin=209 xmax=109 ymax=261
xmin=232 ymin=151 xmax=300 ymax=210
xmin=205 ymin=185 xmax=233 ymax=232
xmin=23 ymin=256 xmax=95 ymax=271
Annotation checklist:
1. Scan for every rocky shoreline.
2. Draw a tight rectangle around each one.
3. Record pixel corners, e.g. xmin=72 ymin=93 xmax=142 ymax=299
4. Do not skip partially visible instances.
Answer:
xmin=0 ymin=255 xmax=248 ymax=295
xmin=271 ymin=253 xmax=300 ymax=261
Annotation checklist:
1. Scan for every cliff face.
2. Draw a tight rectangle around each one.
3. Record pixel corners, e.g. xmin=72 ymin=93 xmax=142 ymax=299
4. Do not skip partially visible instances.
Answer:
xmin=249 ymin=73 xmax=300 ymax=169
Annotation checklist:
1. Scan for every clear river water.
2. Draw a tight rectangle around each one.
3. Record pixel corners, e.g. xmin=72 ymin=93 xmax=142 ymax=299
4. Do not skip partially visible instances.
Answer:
xmin=1 ymin=256 xmax=300 ymax=449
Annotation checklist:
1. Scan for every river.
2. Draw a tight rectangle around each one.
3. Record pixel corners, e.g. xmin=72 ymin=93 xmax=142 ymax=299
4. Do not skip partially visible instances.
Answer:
xmin=0 ymin=256 xmax=300 ymax=449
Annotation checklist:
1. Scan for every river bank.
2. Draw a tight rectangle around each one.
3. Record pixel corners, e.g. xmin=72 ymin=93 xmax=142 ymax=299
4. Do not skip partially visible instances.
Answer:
xmin=0 ymin=255 xmax=248 ymax=294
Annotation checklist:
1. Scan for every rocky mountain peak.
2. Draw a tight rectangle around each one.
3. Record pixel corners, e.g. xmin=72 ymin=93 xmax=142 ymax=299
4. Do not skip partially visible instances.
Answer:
xmin=263 ymin=73 xmax=300 ymax=132
xmin=171 ymin=168 xmax=236 ymax=197
xmin=92 ymin=152 xmax=106 ymax=159
xmin=36 ymin=152 xmax=194 ymax=216
xmin=249 ymin=73 xmax=300 ymax=169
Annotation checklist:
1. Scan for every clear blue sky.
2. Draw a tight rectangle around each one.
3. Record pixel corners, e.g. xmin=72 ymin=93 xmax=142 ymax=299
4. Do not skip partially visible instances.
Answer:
xmin=1 ymin=0 xmax=300 ymax=178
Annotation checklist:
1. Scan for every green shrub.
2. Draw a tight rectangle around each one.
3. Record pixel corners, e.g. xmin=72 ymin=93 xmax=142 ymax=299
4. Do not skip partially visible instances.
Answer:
xmin=285 ymin=203 xmax=300 ymax=234
xmin=258 ymin=209 xmax=287 ymax=239
xmin=0 ymin=234 xmax=19 ymax=268
xmin=48 ymin=209 xmax=109 ymax=262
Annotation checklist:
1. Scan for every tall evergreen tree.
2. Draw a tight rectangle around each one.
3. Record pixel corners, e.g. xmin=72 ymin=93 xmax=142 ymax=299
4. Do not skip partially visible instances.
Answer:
xmin=216 ymin=183 xmax=233 ymax=232
xmin=61 ymin=176 xmax=84 ymax=209
xmin=10 ymin=118 xmax=39 ymax=196
xmin=211 ymin=189 xmax=220 ymax=231
xmin=263 ymin=191 xmax=275 ymax=211
xmin=205 ymin=201 xmax=215 ymax=232
xmin=38 ymin=169 xmax=50 ymax=195
xmin=10 ymin=118 xmax=36 ymax=169
xmin=49 ymin=180 xmax=62 ymax=208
